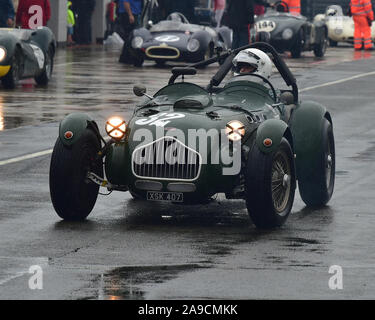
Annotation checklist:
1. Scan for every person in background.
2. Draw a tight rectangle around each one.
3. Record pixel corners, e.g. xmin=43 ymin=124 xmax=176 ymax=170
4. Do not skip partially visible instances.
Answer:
xmin=67 ymin=1 xmax=75 ymax=46
xmin=281 ymin=0 xmax=300 ymax=15
xmin=16 ymin=0 xmax=51 ymax=29
xmin=105 ymin=0 xmax=117 ymax=39
xmin=227 ymin=0 xmax=254 ymax=49
xmin=349 ymin=0 xmax=374 ymax=50
xmin=254 ymin=0 xmax=269 ymax=16
xmin=214 ymin=0 xmax=226 ymax=28
xmin=71 ymin=0 xmax=96 ymax=44
xmin=118 ymin=0 xmax=143 ymax=63
xmin=0 ymin=0 xmax=15 ymax=27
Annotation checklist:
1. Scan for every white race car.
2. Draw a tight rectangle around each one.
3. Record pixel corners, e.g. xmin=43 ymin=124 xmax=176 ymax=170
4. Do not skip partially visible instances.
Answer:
xmin=314 ymin=5 xmax=375 ymax=46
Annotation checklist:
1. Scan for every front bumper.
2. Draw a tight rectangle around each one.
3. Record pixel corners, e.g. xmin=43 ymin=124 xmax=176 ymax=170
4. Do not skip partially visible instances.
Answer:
xmin=0 ymin=65 xmax=10 ymax=77
xmin=133 ymin=45 xmax=204 ymax=63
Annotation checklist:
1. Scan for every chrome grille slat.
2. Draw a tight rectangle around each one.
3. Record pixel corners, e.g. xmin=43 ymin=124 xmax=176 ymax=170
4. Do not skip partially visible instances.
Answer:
xmin=132 ymin=137 xmax=200 ymax=181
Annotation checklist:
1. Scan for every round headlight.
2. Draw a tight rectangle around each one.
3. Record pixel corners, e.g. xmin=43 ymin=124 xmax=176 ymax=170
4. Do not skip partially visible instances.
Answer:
xmin=131 ymin=36 xmax=143 ymax=49
xmin=0 ymin=47 xmax=6 ymax=62
xmin=106 ymin=117 xmax=126 ymax=140
xmin=282 ymin=28 xmax=293 ymax=40
xmin=187 ymin=38 xmax=200 ymax=52
xmin=225 ymin=120 xmax=245 ymax=141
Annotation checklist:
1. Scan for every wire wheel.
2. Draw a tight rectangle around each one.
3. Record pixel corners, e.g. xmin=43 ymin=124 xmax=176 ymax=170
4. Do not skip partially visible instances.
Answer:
xmin=272 ymin=151 xmax=292 ymax=215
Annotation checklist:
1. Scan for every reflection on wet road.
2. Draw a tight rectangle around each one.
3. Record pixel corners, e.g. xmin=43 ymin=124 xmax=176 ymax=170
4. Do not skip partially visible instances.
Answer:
xmin=0 ymin=44 xmax=375 ymax=299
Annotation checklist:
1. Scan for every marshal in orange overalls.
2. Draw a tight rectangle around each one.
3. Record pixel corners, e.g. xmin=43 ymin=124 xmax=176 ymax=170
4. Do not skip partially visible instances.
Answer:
xmin=350 ymin=0 xmax=374 ymax=50
xmin=283 ymin=0 xmax=301 ymax=15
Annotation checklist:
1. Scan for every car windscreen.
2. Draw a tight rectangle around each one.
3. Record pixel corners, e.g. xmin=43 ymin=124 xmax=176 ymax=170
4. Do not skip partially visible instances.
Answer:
xmin=150 ymin=21 xmax=202 ymax=33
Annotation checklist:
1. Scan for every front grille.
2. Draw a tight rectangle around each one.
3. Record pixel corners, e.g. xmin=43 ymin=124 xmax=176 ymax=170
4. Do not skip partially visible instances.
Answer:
xmin=146 ymin=46 xmax=180 ymax=59
xmin=132 ymin=137 xmax=201 ymax=181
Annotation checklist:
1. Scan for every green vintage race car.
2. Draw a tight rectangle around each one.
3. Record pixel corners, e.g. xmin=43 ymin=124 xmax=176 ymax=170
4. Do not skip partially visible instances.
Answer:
xmin=49 ymin=42 xmax=335 ymax=229
xmin=0 ymin=27 xmax=55 ymax=89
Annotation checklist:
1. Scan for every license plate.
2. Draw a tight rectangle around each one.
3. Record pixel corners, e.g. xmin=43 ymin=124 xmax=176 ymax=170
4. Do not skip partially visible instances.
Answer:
xmin=147 ymin=191 xmax=184 ymax=202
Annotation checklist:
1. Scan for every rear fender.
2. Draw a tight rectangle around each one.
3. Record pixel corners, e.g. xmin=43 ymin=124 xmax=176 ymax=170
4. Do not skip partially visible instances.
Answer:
xmin=58 ymin=113 xmax=101 ymax=147
xmin=255 ymin=119 xmax=293 ymax=154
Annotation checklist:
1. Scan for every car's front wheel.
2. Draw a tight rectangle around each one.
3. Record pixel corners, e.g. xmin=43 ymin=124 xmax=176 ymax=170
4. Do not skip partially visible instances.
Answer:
xmin=245 ymin=138 xmax=296 ymax=228
xmin=49 ymin=129 xmax=103 ymax=221
xmin=291 ymin=29 xmax=303 ymax=58
xmin=35 ymin=46 xmax=54 ymax=85
xmin=314 ymin=33 xmax=328 ymax=58
xmin=298 ymin=119 xmax=335 ymax=206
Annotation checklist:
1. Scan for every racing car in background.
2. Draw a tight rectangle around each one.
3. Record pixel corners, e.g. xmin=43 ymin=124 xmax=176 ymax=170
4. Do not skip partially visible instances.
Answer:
xmin=127 ymin=12 xmax=232 ymax=67
xmin=0 ymin=27 xmax=55 ymax=89
xmin=49 ymin=42 xmax=335 ymax=229
xmin=255 ymin=1 xmax=328 ymax=58
xmin=314 ymin=5 xmax=375 ymax=46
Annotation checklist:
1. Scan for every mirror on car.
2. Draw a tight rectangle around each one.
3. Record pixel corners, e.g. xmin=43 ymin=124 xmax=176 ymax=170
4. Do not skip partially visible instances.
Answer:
xmin=133 ymin=84 xmax=147 ymax=97
xmin=280 ymin=91 xmax=294 ymax=105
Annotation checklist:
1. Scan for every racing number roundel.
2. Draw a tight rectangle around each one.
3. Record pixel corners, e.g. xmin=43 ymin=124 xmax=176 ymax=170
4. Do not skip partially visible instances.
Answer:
xmin=155 ymin=35 xmax=180 ymax=42
xmin=256 ymin=20 xmax=276 ymax=33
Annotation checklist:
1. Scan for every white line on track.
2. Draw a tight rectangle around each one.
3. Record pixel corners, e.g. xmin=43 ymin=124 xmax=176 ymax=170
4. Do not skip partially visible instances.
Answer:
xmin=300 ymin=70 xmax=375 ymax=92
xmin=1 ymin=70 xmax=375 ymax=167
xmin=0 ymin=149 xmax=52 ymax=167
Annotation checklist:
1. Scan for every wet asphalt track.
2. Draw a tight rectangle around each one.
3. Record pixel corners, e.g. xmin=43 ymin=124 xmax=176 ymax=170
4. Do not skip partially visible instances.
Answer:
xmin=0 ymin=45 xmax=374 ymax=299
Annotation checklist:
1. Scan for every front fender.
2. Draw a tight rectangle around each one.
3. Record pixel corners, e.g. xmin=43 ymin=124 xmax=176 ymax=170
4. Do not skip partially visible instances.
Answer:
xmin=313 ymin=21 xmax=327 ymax=43
xmin=0 ymin=35 xmax=18 ymax=66
xmin=58 ymin=113 xmax=100 ymax=147
xmin=192 ymin=31 xmax=212 ymax=50
xmin=255 ymin=119 xmax=290 ymax=154
xmin=289 ymin=101 xmax=331 ymax=179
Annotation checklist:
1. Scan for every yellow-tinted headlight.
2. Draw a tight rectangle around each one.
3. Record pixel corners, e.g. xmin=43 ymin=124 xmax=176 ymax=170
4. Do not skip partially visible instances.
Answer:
xmin=106 ymin=117 xmax=126 ymax=140
xmin=0 ymin=47 xmax=6 ymax=62
xmin=225 ymin=120 xmax=245 ymax=141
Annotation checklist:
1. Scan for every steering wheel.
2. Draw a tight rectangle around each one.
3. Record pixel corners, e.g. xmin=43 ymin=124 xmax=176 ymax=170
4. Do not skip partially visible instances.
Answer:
xmin=273 ymin=1 xmax=289 ymax=13
xmin=234 ymin=73 xmax=278 ymax=102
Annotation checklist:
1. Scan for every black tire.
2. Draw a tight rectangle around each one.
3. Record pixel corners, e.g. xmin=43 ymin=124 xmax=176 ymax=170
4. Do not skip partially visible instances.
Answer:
xmin=35 ymin=46 xmax=54 ymax=85
xmin=298 ymin=119 xmax=335 ymax=207
xmin=1 ymin=47 xmax=22 ymax=89
xmin=49 ymin=129 xmax=103 ymax=221
xmin=245 ymin=138 xmax=296 ymax=228
xmin=291 ymin=29 xmax=303 ymax=58
xmin=133 ymin=56 xmax=144 ymax=67
xmin=329 ymin=39 xmax=338 ymax=47
xmin=314 ymin=33 xmax=328 ymax=58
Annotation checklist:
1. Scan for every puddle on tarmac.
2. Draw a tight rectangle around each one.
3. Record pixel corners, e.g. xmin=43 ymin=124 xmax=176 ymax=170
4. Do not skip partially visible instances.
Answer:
xmin=82 ymin=264 xmax=205 ymax=300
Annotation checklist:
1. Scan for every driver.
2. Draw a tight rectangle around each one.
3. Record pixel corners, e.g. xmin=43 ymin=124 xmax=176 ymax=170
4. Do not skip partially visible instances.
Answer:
xmin=230 ymin=48 xmax=273 ymax=83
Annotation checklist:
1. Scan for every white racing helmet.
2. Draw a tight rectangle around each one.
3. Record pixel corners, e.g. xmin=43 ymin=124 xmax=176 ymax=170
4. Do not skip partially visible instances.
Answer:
xmin=232 ymin=48 xmax=273 ymax=80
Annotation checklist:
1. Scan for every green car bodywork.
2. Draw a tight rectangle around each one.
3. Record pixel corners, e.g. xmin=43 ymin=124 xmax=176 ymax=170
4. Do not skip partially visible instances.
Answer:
xmin=50 ymin=42 xmax=335 ymax=228
xmin=0 ymin=27 xmax=55 ymax=88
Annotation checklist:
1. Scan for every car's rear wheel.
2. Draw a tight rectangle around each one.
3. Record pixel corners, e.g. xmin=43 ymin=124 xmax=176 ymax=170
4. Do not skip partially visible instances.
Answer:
xmin=245 ymin=138 xmax=296 ymax=228
xmin=1 ymin=47 xmax=22 ymax=89
xmin=49 ymin=129 xmax=103 ymax=221
xmin=35 ymin=46 xmax=54 ymax=85
xmin=298 ymin=119 xmax=335 ymax=206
